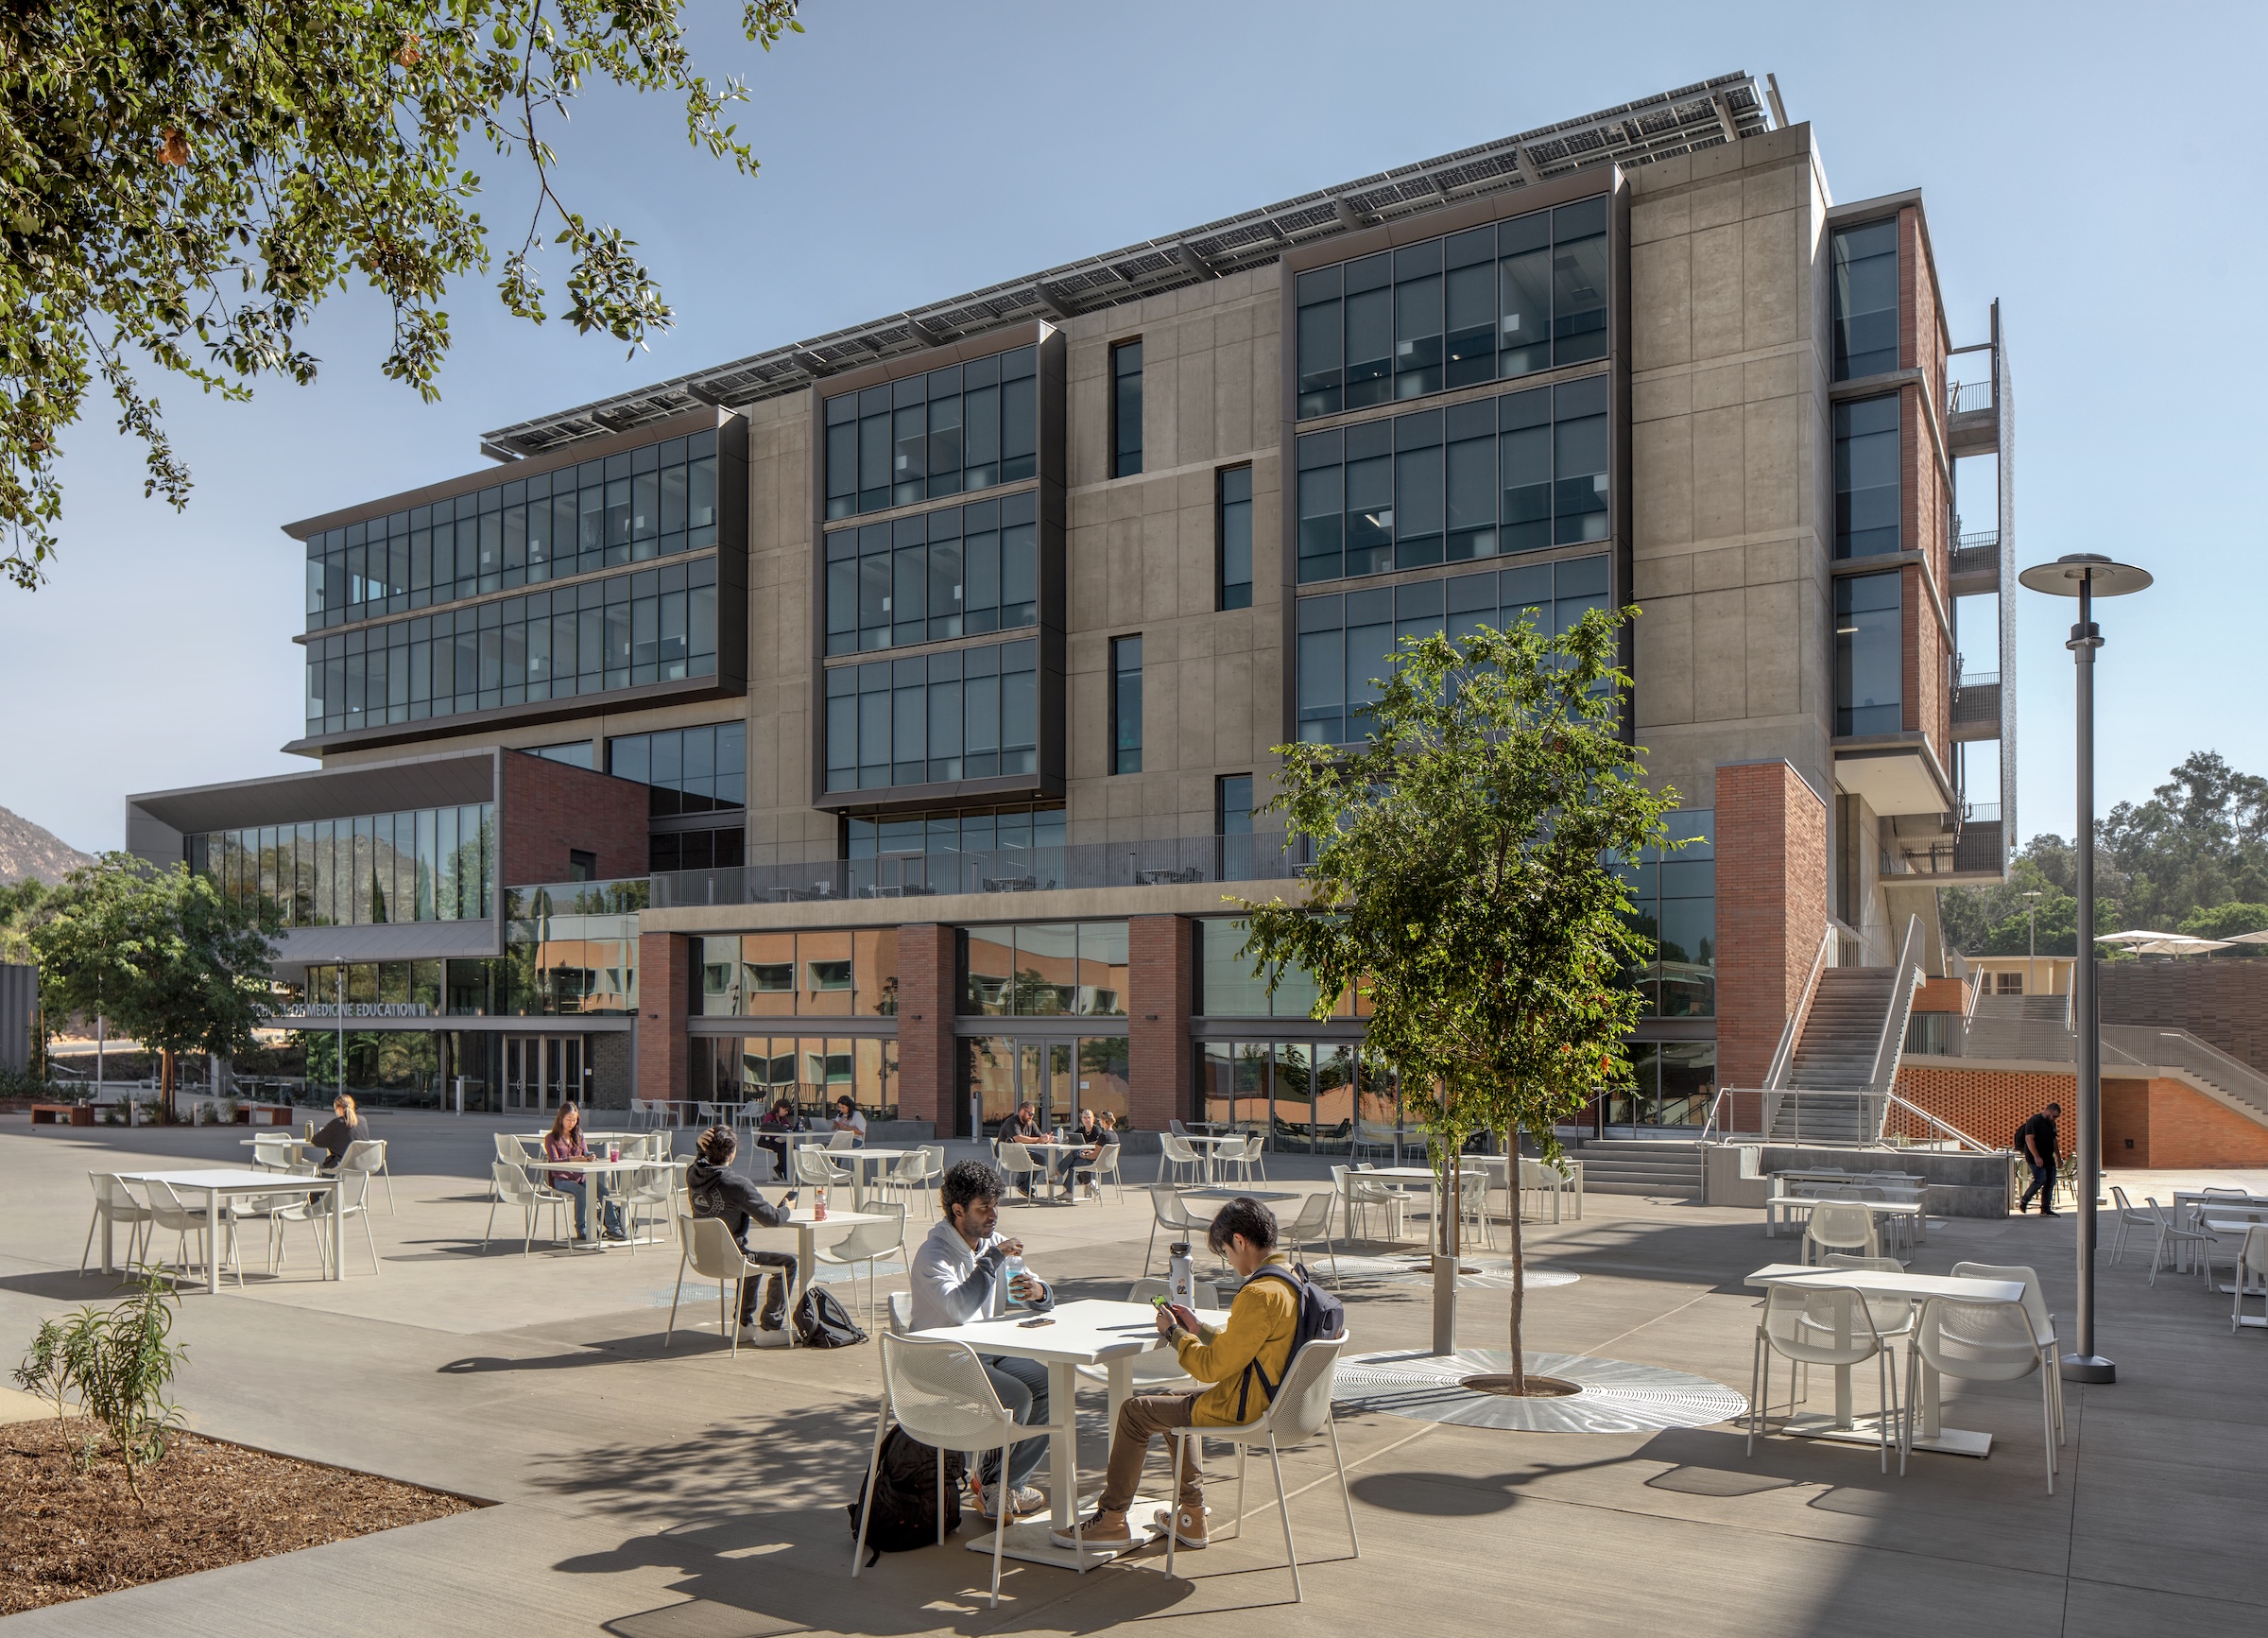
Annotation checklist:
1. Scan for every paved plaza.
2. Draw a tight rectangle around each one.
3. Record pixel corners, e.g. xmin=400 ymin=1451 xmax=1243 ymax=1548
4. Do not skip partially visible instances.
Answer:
xmin=0 ymin=1114 xmax=2259 ymax=1637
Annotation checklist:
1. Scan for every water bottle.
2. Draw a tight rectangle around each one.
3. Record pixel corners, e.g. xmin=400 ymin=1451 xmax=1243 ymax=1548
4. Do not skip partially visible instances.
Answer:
xmin=1168 ymin=1241 xmax=1194 ymax=1312
xmin=1004 ymin=1251 xmax=1027 ymax=1307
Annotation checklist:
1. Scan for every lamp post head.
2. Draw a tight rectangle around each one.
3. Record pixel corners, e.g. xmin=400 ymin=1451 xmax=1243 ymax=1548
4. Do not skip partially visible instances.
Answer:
xmin=2018 ymin=553 xmax=2153 ymax=598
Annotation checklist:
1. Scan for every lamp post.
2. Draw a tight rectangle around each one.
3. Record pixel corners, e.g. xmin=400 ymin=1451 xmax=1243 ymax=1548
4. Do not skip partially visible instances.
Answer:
xmin=2024 ymin=889 xmax=2041 ymax=998
xmin=2017 ymin=552 xmax=2152 ymax=1386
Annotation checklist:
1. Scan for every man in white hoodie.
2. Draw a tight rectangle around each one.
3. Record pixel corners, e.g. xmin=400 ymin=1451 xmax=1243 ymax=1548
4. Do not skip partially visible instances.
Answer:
xmin=909 ymin=1160 xmax=1054 ymax=1522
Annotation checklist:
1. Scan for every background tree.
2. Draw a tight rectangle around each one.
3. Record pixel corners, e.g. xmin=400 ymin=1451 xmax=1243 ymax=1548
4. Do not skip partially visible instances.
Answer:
xmin=1237 ymin=605 xmax=1675 ymax=1390
xmin=29 ymin=855 xmax=277 ymax=1117
xmin=1 ymin=0 xmax=803 ymax=588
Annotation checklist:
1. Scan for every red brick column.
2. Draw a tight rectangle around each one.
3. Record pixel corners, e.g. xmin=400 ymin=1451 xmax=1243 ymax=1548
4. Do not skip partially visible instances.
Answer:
xmin=637 ymin=931 xmax=689 ymax=1104
xmin=1714 ymin=761 xmax=1828 ymax=1089
xmin=1129 ymin=915 xmax=1193 ymax=1134
xmin=895 ymin=924 xmax=956 ymax=1133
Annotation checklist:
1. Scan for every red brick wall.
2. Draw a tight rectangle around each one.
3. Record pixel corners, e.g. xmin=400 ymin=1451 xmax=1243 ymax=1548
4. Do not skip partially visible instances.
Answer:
xmin=1895 ymin=1062 xmax=2268 ymax=1167
xmin=636 ymin=932 xmax=689 ymax=1103
xmin=895 ymin=924 xmax=956 ymax=1132
xmin=1129 ymin=915 xmax=1193 ymax=1134
xmin=2100 ymin=961 xmax=2268 ymax=1075
xmin=1715 ymin=762 xmax=1829 ymax=1087
xmin=500 ymin=751 xmax=649 ymax=885
xmin=1914 ymin=976 xmax=1969 ymax=1014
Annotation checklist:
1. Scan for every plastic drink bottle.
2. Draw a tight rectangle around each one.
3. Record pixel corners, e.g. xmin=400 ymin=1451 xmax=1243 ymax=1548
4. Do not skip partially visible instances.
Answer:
xmin=1005 ymin=1252 xmax=1027 ymax=1306
xmin=1168 ymin=1241 xmax=1194 ymax=1311
xmin=815 ymin=1191 xmax=827 ymax=1220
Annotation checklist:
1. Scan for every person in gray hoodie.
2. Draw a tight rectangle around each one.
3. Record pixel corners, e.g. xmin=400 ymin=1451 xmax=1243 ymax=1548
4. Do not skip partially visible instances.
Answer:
xmin=685 ymin=1126 xmax=799 ymax=1347
xmin=909 ymin=1160 xmax=1054 ymax=1521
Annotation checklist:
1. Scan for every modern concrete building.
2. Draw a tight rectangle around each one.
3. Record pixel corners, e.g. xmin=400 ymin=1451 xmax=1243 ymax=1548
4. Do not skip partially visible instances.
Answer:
xmin=128 ymin=70 xmax=2017 ymax=1143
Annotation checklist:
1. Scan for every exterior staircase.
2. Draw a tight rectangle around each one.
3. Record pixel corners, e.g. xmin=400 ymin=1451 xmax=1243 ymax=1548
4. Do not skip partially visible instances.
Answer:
xmin=1768 ymin=966 xmax=1899 ymax=1144
xmin=1575 ymin=1138 xmax=1703 ymax=1199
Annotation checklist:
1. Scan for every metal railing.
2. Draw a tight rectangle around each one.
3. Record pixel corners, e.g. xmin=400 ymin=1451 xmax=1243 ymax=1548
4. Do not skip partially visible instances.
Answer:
xmin=1762 ymin=924 xmax=1838 ymax=1092
xmin=1955 ymin=528 xmax=2002 ymax=550
xmin=1867 ymin=916 xmax=1927 ymax=1100
xmin=1948 ymin=378 xmax=1995 ymax=415
xmin=651 ymin=832 xmax=1309 ymax=908
xmin=1699 ymin=1085 xmax=1999 ymax=1153
xmin=1899 ymin=1008 xmax=2268 ymax=1127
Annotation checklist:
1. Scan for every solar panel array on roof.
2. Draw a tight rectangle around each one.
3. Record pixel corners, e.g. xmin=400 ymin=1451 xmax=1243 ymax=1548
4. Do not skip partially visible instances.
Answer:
xmin=481 ymin=72 xmax=1770 ymax=460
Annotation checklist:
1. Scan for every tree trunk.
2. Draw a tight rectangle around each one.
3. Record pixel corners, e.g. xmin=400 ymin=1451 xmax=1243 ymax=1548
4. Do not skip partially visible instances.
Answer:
xmin=160 ymin=1048 xmax=175 ymax=1124
xmin=1508 ymin=1148 xmax=1527 ymax=1393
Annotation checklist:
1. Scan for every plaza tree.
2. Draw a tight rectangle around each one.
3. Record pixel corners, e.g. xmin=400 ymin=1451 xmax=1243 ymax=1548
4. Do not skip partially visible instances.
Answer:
xmin=1237 ymin=604 xmax=1677 ymax=1393
xmin=1 ymin=0 xmax=804 ymax=589
xmin=29 ymin=855 xmax=278 ymax=1118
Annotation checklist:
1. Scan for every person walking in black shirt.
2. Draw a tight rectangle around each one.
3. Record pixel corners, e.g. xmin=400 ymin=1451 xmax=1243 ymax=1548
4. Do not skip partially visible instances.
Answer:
xmin=2015 ymin=1102 xmax=2062 ymax=1216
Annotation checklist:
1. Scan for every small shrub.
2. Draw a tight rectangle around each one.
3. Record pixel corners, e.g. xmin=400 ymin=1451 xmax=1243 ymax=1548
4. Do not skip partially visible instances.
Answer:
xmin=14 ymin=1267 xmax=190 ymax=1504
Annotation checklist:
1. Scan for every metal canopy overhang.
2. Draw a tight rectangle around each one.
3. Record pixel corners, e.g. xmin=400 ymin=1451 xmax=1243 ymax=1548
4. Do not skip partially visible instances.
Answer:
xmin=479 ymin=72 xmax=1771 ymax=459
xmin=126 ymin=749 xmax=500 ymax=836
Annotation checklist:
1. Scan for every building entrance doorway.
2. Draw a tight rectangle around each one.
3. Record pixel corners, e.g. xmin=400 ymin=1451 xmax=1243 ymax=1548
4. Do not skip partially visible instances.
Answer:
xmin=504 ymin=1035 xmax=587 ymax=1113
xmin=961 ymin=1034 xmax=1130 ymax=1137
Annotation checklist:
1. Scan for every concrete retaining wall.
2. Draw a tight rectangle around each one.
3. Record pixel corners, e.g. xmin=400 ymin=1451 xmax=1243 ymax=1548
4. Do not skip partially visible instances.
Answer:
xmin=1704 ymin=1142 xmax=2014 ymax=1217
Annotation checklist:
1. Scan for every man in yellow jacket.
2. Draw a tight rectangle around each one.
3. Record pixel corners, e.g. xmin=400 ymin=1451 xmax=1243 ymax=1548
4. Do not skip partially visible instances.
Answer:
xmin=1052 ymin=1196 xmax=1299 ymax=1552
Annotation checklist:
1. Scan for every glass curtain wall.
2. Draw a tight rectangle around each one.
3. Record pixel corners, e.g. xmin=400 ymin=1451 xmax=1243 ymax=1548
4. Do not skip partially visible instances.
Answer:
xmin=824 ymin=637 xmax=1039 ymax=792
xmin=961 ymin=1033 xmax=1129 ymax=1133
xmin=692 ymin=930 xmax=899 ymax=1020
xmin=1833 ymin=396 xmax=1902 ymax=559
xmin=960 ymin=922 xmax=1129 ymax=1016
xmin=824 ymin=344 xmax=1039 ymax=518
xmin=1835 ymin=573 xmax=1903 ymax=735
xmin=190 ymin=802 xmax=493 ymax=926
xmin=825 ymin=491 xmax=1040 ymax=655
xmin=1196 ymin=1041 xmax=1368 ymax=1154
xmin=690 ymin=1034 xmax=899 ymax=1122
xmin=1830 ymin=219 xmax=1900 ymax=381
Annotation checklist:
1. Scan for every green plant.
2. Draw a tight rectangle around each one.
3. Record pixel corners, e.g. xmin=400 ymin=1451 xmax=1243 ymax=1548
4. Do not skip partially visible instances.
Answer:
xmin=47 ymin=1267 xmax=190 ymax=1503
xmin=12 ymin=1317 xmax=77 ymax=1432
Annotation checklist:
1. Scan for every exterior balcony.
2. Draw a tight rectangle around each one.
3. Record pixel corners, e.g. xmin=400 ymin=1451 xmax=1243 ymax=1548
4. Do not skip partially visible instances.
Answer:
xmin=1946 ymin=376 xmax=2000 ymax=457
xmin=1950 ymin=671 xmax=2002 ymax=741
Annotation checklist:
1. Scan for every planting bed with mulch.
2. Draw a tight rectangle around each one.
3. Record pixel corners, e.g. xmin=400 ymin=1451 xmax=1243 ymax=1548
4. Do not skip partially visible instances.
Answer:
xmin=0 ymin=1416 xmax=476 ymax=1615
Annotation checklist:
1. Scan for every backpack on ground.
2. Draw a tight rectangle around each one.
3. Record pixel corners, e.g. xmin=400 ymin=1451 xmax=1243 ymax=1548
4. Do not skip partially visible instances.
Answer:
xmin=847 ymin=1426 xmax=964 ymax=1562
xmin=792 ymin=1285 xmax=868 ymax=1349
xmin=1233 ymin=1262 xmax=1346 ymax=1420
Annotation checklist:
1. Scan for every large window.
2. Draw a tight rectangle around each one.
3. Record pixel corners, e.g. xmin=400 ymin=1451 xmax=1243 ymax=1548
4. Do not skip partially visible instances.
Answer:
xmin=1111 ymin=339 xmax=1143 ymax=477
xmin=607 ymin=722 xmax=746 ymax=815
xmin=1614 ymin=1041 xmax=1718 ymax=1129
xmin=303 ymin=942 xmax=637 ymax=1021
xmin=1295 ymin=375 xmax=1606 ymax=585
xmin=304 ymin=559 xmax=718 ymax=738
xmin=1618 ymin=809 xmax=1714 ymax=1018
xmin=1296 ymin=195 xmax=1606 ymax=421
xmin=1111 ymin=636 xmax=1143 ymax=775
xmin=964 ymin=1036 xmax=1129 ymax=1134
xmin=1830 ymin=218 xmax=1900 ymax=381
xmin=1834 ymin=396 xmax=1901 ymax=560
xmin=1296 ymin=554 xmax=1608 ymax=745
xmin=960 ymin=922 xmax=1129 ymax=1016
xmin=189 ymin=803 xmax=494 ymax=927
xmin=693 ymin=931 xmax=898 ymax=1019
xmin=846 ymin=807 xmax=1067 ymax=860
xmin=692 ymin=1035 xmax=899 ymax=1121
xmin=824 ymin=638 xmax=1039 ymax=791
xmin=304 ymin=429 xmax=720 ymax=630
xmin=1216 ymin=775 xmax=1253 ymax=838
xmin=1217 ymin=465 xmax=1253 ymax=611
xmin=1195 ymin=920 xmax=1369 ymax=1018
xmin=824 ymin=491 xmax=1038 ymax=655
xmin=823 ymin=344 xmax=1039 ymax=519
xmin=1197 ymin=1042 xmax=1383 ymax=1155
xmin=1834 ymin=572 xmax=1902 ymax=735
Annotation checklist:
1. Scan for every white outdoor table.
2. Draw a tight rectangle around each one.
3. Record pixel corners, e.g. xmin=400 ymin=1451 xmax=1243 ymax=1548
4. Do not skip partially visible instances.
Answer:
xmin=106 ymin=1168 xmax=342 ymax=1295
xmin=1745 ymin=1263 xmax=2023 ymax=1457
xmin=1765 ymin=1196 xmax=1927 ymax=1248
xmin=752 ymin=1207 xmax=891 ymax=1307
xmin=2202 ymin=1221 xmax=2268 ymax=1311
xmin=832 ymin=1147 xmax=912 ymax=1208
xmin=1000 ymin=1140 xmax=1093 ymax=1198
xmin=910 ymin=1297 xmax=1226 ymax=1566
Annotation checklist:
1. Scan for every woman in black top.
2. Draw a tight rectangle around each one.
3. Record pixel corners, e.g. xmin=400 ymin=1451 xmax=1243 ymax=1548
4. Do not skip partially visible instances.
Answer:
xmin=312 ymin=1095 xmax=369 ymax=1173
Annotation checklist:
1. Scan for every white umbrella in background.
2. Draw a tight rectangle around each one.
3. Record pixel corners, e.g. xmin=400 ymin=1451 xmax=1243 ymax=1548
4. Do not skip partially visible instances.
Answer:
xmin=2094 ymin=930 xmax=2174 ymax=946
xmin=2219 ymin=928 xmax=2268 ymax=946
xmin=2126 ymin=937 xmax=2232 ymax=957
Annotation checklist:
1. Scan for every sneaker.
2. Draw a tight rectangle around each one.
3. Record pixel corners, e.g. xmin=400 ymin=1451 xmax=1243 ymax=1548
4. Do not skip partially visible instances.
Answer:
xmin=1152 ymin=1503 xmax=1209 ymax=1547
xmin=738 ymin=1324 xmax=791 ymax=1348
xmin=973 ymin=1480 xmax=1046 ymax=1521
xmin=1051 ymin=1509 xmax=1135 ymax=1552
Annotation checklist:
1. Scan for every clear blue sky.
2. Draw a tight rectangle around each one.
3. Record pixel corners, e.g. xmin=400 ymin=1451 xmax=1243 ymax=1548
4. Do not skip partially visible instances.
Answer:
xmin=7 ymin=0 xmax=2261 ymax=853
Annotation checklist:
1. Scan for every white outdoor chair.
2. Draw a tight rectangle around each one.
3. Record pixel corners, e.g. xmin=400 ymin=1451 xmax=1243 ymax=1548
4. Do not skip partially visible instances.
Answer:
xmin=1280 ymin=1190 xmax=1341 ymax=1285
xmin=2107 ymin=1184 xmax=2154 ymax=1266
xmin=490 ymin=1132 xmax=537 ymax=1201
xmin=250 ymin=1133 xmax=311 ymax=1175
xmin=1333 ymin=1164 xmax=1406 ymax=1245
xmin=853 ymin=1333 xmax=1087 ymax=1607
xmin=1454 ymin=1167 xmax=1497 ymax=1250
xmin=795 ymin=1143 xmax=852 ymax=1210
xmin=2143 ymin=1197 xmax=2217 ymax=1287
xmin=1160 ymin=1336 xmax=1358 ymax=1602
xmin=814 ymin=1200 xmax=909 ymax=1326
xmin=886 ymin=1290 xmax=913 ymax=1335
xmin=1169 ymin=1118 xmax=1189 ymax=1136
xmin=143 ymin=1179 xmax=225 ymax=1288
xmin=826 ymin=1129 xmax=858 ymax=1152
xmin=2232 ymin=1226 xmax=2268 ymax=1334
xmin=486 ymin=1160 xmax=570 ymax=1254
xmin=880 ymin=1150 xmax=931 ymax=1216
xmin=1803 ymin=1201 xmax=1881 ymax=1265
xmin=1951 ymin=1260 xmax=2064 ymax=1446
xmin=1089 ymin=1140 xmax=1127 ymax=1201
xmin=1213 ymin=1132 xmax=1257 ymax=1186
xmin=262 ymin=1181 xmax=337 ymax=1277
xmin=619 ymin=1163 xmax=679 ymax=1251
xmin=1748 ymin=1283 xmax=1902 ymax=1474
xmin=1145 ymin=1186 xmax=1209 ymax=1275
xmin=332 ymin=1147 xmax=385 ymax=1274
xmin=1157 ymin=1132 xmax=1202 ymax=1185
xmin=996 ymin=1142 xmax=1046 ymax=1200
xmin=1814 ymin=1255 xmax=1916 ymax=1356
xmin=348 ymin=1137 xmax=396 ymax=1213
xmin=80 ymin=1173 xmax=151 ymax=1276
xmin=667 ymin=1215 xmax=768 ymax=1358
xmin=1908 ymin=1295 xmax=2057 ymax=1493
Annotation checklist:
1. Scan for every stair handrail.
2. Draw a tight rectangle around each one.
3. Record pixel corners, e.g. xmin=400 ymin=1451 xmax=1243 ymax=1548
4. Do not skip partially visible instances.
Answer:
xmin=1764 ymin=923 xmax=1838 ymax=1092
xmin=2101 ymin=1025 xmax=2268 ymax=1120
xmin=1881 ymin=1087 xmax=1998 ymax=1154
xmin=1864 ymin=915 xmax=1928 ymax=1110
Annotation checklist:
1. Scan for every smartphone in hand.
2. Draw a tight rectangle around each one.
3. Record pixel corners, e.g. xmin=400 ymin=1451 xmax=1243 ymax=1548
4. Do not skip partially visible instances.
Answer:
xmin=1166 ymin=1302 xmax=1201 ymax=1334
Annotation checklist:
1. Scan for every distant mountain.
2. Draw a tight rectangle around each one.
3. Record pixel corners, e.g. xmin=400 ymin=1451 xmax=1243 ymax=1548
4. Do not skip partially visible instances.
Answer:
xmin=0 ymin=805 xmax=97 ymax=885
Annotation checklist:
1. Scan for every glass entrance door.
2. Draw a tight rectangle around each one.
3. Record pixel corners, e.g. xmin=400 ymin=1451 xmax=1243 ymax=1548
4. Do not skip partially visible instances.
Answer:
xmin=964 ymin=1034 xmax=1128 ymax=1137
xmin=504 ymin=1036 xmax=586 ymax=1112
